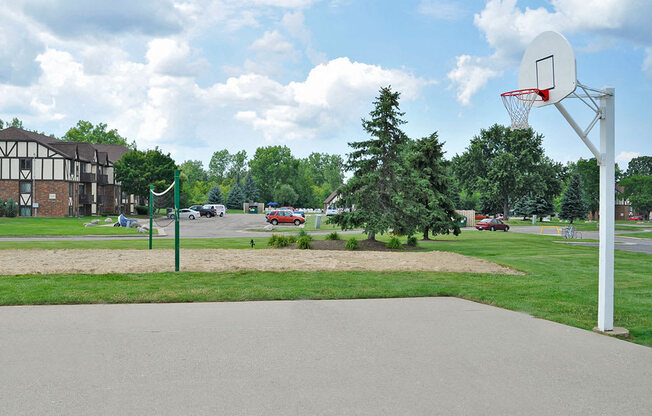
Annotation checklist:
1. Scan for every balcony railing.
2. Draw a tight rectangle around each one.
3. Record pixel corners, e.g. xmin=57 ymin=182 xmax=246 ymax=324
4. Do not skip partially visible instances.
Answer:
xmin=98 ymin=175 xmax=109 ymax=185
xmin=80 ymin=172 xmax=96 ymax=183
xmin=79 ymin=194 xmax=93 ymax=204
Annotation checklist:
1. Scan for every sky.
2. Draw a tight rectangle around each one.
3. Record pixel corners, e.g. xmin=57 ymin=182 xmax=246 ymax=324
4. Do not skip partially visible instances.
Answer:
xmin=1 ymin=0 xmax=650 ymax=170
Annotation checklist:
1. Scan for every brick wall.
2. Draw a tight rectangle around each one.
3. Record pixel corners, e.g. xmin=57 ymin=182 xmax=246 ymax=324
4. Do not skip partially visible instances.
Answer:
xmin=34 ymin=181 xmax=70 ymax=217
xmin=0 ymin=180 xmax=19 ymax=204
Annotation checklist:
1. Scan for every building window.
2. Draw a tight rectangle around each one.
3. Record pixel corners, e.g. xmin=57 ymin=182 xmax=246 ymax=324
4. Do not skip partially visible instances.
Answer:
xmin=20 ymin=207 xmax=32 ymax=217
xmin=70 ymin=161 xmax=75 ymax=174
xmin=69 ymin=183 xmax=73 ymax=196
xmin=20 ymin=158 xmax=32 ymax=170
xmin=80 ymin=163 xmax=87 ymax=173
xmin=19 ymin=182 xmax=32 ymax=193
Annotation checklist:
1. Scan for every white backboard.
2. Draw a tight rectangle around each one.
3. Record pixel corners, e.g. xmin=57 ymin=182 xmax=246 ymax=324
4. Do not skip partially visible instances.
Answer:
xmin=518 ymin=31 xmax=576 ymax=107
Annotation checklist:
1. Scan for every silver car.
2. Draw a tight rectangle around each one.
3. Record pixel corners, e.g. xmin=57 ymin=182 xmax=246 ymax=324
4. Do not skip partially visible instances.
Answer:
xmin=168 ymin=208 xmax=200 ymax=220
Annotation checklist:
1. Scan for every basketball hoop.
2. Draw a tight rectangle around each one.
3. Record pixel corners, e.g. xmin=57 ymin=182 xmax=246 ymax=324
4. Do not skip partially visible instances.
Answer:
xmin=501 ymin=89 xmax=549 ymax=130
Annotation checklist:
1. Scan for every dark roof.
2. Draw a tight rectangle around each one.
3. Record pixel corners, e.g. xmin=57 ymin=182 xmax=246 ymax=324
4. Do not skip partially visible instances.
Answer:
xmin=97 ymin=151 xmax=109 ymax=165
xmin=323 ymin=189 xmax=340 ymax=204
xmin=0 ymin=126 xmax=58 ymax=145
xmin=93 ymin=144 xmax=131 ymax=163
xmin=0 ymin=126 xmax=131 ymax=163
xmin=50 ymin=142 xmax=78 ymax=159
xmin=75 ymin=142 xmax=96 ymax=162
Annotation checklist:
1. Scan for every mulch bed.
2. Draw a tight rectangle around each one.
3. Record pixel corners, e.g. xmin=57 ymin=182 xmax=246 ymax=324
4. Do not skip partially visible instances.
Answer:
xmin=286 ymin=239 xmax=425 ymax=251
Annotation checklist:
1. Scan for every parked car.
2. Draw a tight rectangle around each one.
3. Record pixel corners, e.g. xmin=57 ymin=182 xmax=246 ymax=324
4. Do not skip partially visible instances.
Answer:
xmin=266 ymin=210 xmax=305 ymax=226
xmin=189 ymin=205 xmax=215 ymax=217
xmin=292 ymin=210 xmax=305 ymax=218
xmin=280 ymin=206 xmax=294 ymax=211
xmin=168 ymin=208 xmax=200 ymax=220
xmin=628 ymin=216 xmax=644 ymax=221
xmin=326 ymin=207 xmax=338 ymax=216
xmin=204 ymin=204 xmax=226 ymax=217
xmin=476 ymin=218 xmax=510 ymax=231
xmin=475 ymin=214 xmax=489 ymax=221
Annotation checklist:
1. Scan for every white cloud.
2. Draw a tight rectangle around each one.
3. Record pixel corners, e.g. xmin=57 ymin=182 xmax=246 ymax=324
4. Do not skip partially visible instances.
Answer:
xmin=207 ymin=57 xmax=431 ymax=141
xmin=146 ymin=38 xmax=209 ymax=76
xmin=449 ymin=0 xmax=652 ymax=105
xmin=280 ymin=10 xmax=327 ymax=64
xmin=616 ymin=151 xmax=640 ymax=170
xmin=448 ymin=55 xmax=501 ymax=106
xmin=249 ymin=31 xmax=295 ymax=55
xmin=417 ymin=0 xmax=467 ymax=20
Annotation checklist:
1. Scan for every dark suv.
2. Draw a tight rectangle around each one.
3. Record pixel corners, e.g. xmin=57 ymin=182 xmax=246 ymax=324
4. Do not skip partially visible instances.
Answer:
xmin=189 ymin=205 xmax=215 ymax=217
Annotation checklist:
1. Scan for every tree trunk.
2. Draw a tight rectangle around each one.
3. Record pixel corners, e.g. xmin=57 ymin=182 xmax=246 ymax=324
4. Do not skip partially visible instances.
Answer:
xmin=367 ymin=231 xmax=375 ymax=241
xmin=423 ymin=228 xmax=430 ymax=240
xmin=503 ymin=198 xmax=509 ymax=220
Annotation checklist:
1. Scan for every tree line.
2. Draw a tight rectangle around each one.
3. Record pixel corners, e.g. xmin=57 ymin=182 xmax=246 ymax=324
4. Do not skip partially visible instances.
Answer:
xmin=3 ymin=100 xmax=649 ymax=222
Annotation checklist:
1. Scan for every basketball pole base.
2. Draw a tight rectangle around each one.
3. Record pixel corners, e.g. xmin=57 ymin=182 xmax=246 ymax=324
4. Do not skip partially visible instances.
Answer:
xmin=592 ymin=327 xmax=629 ymax=339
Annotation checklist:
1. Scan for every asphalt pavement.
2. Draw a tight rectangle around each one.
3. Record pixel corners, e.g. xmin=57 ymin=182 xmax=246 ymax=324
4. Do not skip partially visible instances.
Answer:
xmin=507 ymin=225 xmax=652 ymax=254
xmin=1 ymin=297 xmax=650 ymax=415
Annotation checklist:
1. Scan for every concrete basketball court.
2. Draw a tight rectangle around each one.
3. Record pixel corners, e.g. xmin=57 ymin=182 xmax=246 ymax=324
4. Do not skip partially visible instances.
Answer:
xmin=1 ymin=297 xmax=650 ymax=415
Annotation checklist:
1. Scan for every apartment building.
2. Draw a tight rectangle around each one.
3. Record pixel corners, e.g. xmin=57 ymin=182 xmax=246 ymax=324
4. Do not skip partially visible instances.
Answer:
xmin=0 ymin=127 xmax=133 ymax=217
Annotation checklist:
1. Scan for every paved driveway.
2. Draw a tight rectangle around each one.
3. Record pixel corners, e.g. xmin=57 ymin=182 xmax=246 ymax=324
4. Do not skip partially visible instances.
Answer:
xmin=507 ymin=225 xmax=652 ymax=254
xmin=1 ymin=298 xmax=650 ymax=415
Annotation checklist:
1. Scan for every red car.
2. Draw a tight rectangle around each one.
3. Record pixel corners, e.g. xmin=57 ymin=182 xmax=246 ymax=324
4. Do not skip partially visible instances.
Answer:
xmin=628 ymin=216 xmax=644 ymax=221
xmin=476 ymin=218 xmax=510 ymax=231
xmin=266 ymin=210 xmax=305 ymax=226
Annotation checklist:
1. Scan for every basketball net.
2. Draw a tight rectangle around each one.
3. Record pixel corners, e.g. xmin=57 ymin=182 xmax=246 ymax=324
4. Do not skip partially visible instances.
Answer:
xmin=501 ymin=89 xmax=548 ymax=130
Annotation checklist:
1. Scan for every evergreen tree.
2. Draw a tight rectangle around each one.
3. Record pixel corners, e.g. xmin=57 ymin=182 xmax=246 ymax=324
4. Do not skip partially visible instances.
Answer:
xmin=329 ymin=86 xmax=411 ymax=240
xmin=207 ymin=185 xmax=224 ymax=204
xmin=226 ymin=182 xmax=246 ymax=210
xmin=560 ymin=172 xmax=587 ymax=223
xmin=408 ymin=133 xmax=460 ymax=239
xmin=243 ymin=172 xmax=259 ymax=202
xmin=0 ymin=197 xmax=4 ymax=216
xmin=5 ymin=197 xmax=18 ymax=217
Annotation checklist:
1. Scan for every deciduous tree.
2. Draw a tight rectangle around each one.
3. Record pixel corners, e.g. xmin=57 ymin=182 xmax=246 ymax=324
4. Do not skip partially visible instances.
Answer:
xmin=63 ymin=120 xmax=134 ymax=148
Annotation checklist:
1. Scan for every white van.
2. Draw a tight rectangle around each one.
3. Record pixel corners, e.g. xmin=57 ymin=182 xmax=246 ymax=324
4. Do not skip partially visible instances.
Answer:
xmin=203 ymin=204 xmax=226 ymax=217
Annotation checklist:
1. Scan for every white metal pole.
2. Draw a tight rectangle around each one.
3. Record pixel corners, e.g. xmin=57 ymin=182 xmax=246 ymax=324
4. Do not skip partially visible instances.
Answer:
xmin=597 ymin=87 xmax=615 ymax=331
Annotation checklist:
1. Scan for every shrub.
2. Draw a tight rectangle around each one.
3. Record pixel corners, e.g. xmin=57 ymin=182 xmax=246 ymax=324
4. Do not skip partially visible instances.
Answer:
xmin=135 ymin=205 xmax=149 ymax=215
xmin=4 ymin=197 xmax=18 ymax=217
xmin=406 ymin=235 xmax=418 ymax=247
xmin=297 ymin=228 xmax=311 ymax=240
xmin=386 ymin=236 xmax=403 ymax=249
xmin=325 ymin=231 xmax=340 ymax=240
xmin=345 ymin=237 xmax=358 ymax=250
xmin=268 ymin=234 xmax=296 ymax=248
xmin=0 ymin=197 xmax=4 ymax=217
xmin=296 ymin=235 xmax=312 ymax=249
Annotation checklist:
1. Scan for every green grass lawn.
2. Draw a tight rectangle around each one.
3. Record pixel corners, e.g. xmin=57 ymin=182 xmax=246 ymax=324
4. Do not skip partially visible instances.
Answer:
xmin=0 ymin=217 xmax=156 ymax=236
xmin=0 ymin=231 xmax=650 ymax=346
xmin=618 ymin=232 xmax=652 ymax=239
xmin=503 ymin=218 xmax=646 ymax=232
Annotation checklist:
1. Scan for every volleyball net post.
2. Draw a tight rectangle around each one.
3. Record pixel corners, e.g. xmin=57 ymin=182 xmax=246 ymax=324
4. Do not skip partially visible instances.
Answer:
xmin=148 ymin=169 xmax=181 ymax=272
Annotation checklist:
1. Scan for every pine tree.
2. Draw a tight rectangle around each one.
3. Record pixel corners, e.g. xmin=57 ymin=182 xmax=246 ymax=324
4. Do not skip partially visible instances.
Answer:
xmin=207 ymin=185 xmax=223 ymax=204
xmin=0 ymin=197 xmax=4 ymax=217
xmin=5 ymin=197 xmax=18 ymax=217
xmin=226 ymin=182 xmax=246 ymax=210
xmin=560 ymin=172 xmax=587 ymax=223
xmin=408 ymin=133 xmax=460 ymax=239
xmin=329 ymin=86 xmax=410 ymax=240
xmin=243 ymin=172 xmax=259 ymax=202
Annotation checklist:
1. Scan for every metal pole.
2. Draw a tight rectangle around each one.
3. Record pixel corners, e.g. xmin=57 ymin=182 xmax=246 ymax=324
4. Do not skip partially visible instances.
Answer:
xmin=597 ymin=87 xmax=615 ymax=331
xmin=174 ymin=169 xmax=180 ymax=272
xmin=148 ymin=185 xmax=153 ymax=250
